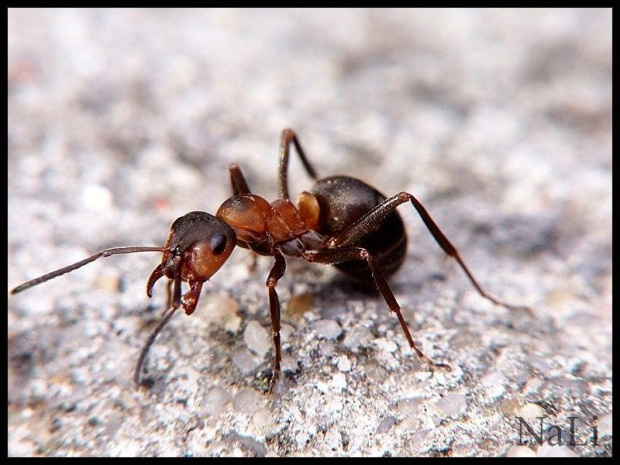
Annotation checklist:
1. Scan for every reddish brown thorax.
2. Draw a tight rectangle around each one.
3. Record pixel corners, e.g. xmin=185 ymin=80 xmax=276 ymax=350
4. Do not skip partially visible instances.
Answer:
xmin=216 ymin=192 xmax=320 ymax=245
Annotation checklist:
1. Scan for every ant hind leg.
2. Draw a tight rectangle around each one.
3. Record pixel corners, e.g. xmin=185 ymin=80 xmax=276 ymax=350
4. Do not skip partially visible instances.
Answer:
xmin=302 ymin=247 xmax=451 ymax=371
xmin=328 ymin=192 xmax=531 ymax=313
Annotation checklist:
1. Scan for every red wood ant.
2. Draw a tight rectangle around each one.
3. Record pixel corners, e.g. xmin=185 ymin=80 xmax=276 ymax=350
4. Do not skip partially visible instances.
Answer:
xmin=11 ymin=129 xmax=528 ymax=392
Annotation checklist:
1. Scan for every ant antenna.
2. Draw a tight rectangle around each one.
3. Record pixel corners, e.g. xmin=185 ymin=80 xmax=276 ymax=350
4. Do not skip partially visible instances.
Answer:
xmin=11 ymin=246 xmax=168 ymax=294
xmin=133 ymin=304 xmax=180 ymax=388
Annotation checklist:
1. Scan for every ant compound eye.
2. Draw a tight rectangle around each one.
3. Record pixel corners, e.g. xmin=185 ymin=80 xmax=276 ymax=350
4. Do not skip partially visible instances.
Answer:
xmin=210 ymin=234 xmax=228 ymax=255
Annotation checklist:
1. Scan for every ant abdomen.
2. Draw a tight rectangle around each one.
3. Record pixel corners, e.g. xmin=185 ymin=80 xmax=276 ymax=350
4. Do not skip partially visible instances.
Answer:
xmin=311 ymin=176 xmax=407 ymax=282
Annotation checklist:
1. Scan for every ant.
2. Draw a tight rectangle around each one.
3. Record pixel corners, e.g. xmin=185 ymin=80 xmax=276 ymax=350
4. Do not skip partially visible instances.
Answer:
xmin=11 ymin=129 xmax=528 ymax=393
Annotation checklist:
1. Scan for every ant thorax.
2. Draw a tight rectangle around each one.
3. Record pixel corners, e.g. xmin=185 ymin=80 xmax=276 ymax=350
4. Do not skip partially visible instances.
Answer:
xmin=216 ymin=193 xmax=321 ymax=254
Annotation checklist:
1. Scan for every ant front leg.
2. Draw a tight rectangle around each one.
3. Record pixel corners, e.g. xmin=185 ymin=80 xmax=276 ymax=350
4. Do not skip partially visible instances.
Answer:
xmin=278 ymin=129 xmax=319 ymax=199
xmin=266 ymin=249 xmax=287 ymax=393
xmin=302 ymin=247 xmax=450 ymax=371
xmin=329 ymin=192 xmax=530 ymax=312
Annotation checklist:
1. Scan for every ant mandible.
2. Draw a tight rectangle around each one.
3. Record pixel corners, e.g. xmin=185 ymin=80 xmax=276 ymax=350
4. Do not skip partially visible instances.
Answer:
xmin=11 ymin=129 xmax=528 ymax=393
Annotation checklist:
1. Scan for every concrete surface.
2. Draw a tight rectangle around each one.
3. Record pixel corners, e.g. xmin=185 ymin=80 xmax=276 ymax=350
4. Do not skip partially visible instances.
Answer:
xmin=8 ymin=8 xmax=612 ymax=457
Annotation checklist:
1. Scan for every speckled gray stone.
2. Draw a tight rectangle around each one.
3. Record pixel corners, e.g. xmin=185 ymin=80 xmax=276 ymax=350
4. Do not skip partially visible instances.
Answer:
xmin=232 ymin=388 xmax=265 ymax=415
xmin=435 ymin=393 xmax=467 ymax=419
xmin=8 ymin=8 xmax=611 ymax=457
xmin=376 ymin=416 xmax=397 ymax=434
xmin=342 ymin=327 xmax=374 ymax=353
xmin=203 ymin=387 xmax=233 ymax=416
xmin=231 ymin=349 xmax=262 ymax=374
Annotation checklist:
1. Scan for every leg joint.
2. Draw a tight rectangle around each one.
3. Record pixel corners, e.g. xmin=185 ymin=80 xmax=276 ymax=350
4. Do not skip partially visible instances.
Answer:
xmin=397 ymin=191 xmax=410 ymax=203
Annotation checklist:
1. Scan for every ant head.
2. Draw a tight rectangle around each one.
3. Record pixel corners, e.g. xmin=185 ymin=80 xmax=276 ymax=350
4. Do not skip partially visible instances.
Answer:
xmin=147 ymin=212 xmax=237 ymax=297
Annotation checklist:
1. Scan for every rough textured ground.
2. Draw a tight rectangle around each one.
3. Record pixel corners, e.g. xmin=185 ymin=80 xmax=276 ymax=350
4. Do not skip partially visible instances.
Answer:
xmin=8 ymin=9 xmax=612 ymax=457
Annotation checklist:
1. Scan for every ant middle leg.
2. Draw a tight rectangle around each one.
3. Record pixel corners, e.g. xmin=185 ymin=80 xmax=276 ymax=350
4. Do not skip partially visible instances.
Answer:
xmin=229 ymin=163 xmax=252 ymax=195
xmin=328 ymin=192 xmax=530 ymax=312
xmin=302 ymin=247 xmax=450 ymax=371
xmin=266 ymin=249 xmax=287 ymax=393
xmin=227 ymin=164 xmax=262 ymax=274
xmin=278 ymin=129 xmax=319 ymax=199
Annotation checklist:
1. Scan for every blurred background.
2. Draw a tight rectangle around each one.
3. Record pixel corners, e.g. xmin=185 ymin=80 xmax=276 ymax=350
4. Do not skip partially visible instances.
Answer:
xmin=8 ymin=9 xmax=611 ymax=457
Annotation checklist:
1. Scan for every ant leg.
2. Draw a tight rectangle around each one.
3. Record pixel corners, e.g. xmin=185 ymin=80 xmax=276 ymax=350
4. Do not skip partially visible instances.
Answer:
xmin=266 ymin=249 xmax=287 ymax=393
xmin=302 ymin=247 xmax=450 ymax=370
xmin=278 ymin=129 xmax=319 ymax=199
xmin=165 ymin=278 xmax=173 ymax=309
xmin=134 ymin=278 xmax=183 ymax=389
xmin=248 ymin=251 xmax=258 ymax=273
xmin=228 ymin=164 xmax=261 ymax=273
xmin=229 ymin=163 xmax=252 ymax=195
xmin=329 ymin=192 xmax=530 ymax=312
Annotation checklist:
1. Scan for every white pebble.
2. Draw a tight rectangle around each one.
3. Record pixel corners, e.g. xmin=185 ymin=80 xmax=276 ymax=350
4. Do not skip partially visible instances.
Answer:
xmin=232 ymin=388 xmax=264 ymax=415
xmin=203 ymin=387 xmax=232 ymax=416
xmin=336 ymin=356 xmax=351 ymax=372
xmin=481 ymin=372 xmax=507 ymax=401
xmin=309 ymin=319 xmax=342 ymax=340
xmin=343 ymin=327 xmax=374 ymax=352
xmin=372 ymin=338 xmax=398 ymax=353
xmin=231 ymin=350 xmax=262 ymax=374
xmin=244 ymin=321 xmax=271 ymax=358
xmin=250 ymin=407 xmax=276 ymax=437
xmin=332 ymin=372 xmax=347 ymax=392
xmin=435 ymin=393 xmax=467 ymax=418
xmin=515 ymin=403 xmax=546 ymax=420
xmin=316 ymin=381 xmax=329 ymax=394
xmin=280 ymin=323 xmax=295 ymax=343
xmin=376 ymin=416 xmax=397 ymax=434
xmin=202 ymin=295 xmax=242 ymax=333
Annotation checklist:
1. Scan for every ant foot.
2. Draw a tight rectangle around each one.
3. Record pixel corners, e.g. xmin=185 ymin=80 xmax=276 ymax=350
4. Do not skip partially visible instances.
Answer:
xmin=268 ymin=369 xmax=281 ymax=394
xmin=431 ymin=361 xmax=452 ymax=372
